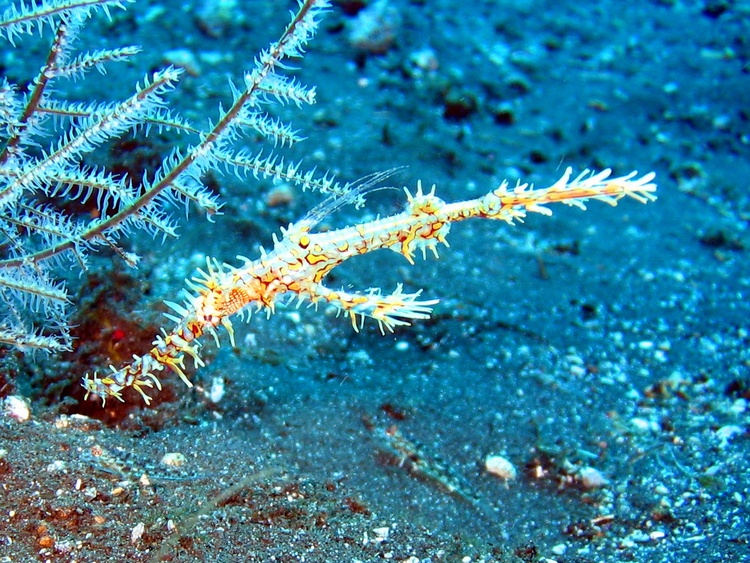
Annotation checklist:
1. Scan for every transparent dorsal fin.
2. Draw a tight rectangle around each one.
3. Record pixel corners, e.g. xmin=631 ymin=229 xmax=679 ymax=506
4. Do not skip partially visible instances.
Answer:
xmin=300 ymin=167 xmax=405 ymax=229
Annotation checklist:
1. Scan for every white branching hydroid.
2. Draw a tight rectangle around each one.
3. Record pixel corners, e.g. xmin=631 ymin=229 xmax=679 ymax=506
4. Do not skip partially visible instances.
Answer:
xmin=0 ymin=0 xmax=337 ymax=352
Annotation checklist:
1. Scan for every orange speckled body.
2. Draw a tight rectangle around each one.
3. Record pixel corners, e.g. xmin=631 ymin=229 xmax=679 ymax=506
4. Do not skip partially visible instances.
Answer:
xmin=83 ymin=167 xmax=656 ymax=405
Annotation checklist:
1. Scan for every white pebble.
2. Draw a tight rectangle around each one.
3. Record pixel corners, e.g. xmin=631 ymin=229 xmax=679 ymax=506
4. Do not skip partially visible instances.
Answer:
xmin=631 ymin=417 xmax=658 ymax=433
xmin=485 ymin=455 xmax=517 ymax=480
xmin=46 ymin=460 xmax=67 ymax=473
xmin=371 ymin=526 xmax=389 ymax=543
xmin=208 ymin=376 xmax=225 ymax=403
xmin=654 ymin=484 xmax=670 ymax=495
xmin=2 ymin=395 xmax=30 ymax=422
xmin=579 ymin=466 xmax=608 ymax=489
xmin=569 ymin=364 xmax=586 ymax=377
xmin=131 ymin=522 xmax=145 ymax=544
xmin=730 ymin=398 xmax=747 ymax=414
xmin=160 ymin=452 xmax=187 ymax=467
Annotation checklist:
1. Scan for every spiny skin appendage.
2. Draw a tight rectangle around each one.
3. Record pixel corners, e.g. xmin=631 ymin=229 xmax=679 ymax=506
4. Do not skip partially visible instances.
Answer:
xmin=84 ymin=167 xmax=656 ymax=404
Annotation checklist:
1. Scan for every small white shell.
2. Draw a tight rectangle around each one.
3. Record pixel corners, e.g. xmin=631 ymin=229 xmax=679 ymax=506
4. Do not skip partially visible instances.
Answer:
xmin=2 ymin=395 xmax=31 ymax=422
xmin=579 ymin=466 xmax=609 ymax=489
xmin=484 ymin=454 xmax=517 ymax=480
xmin=160 ymin=452 xmax=187 ymax=467
xmin=131 ymin=522 xmax=145 ymax=544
